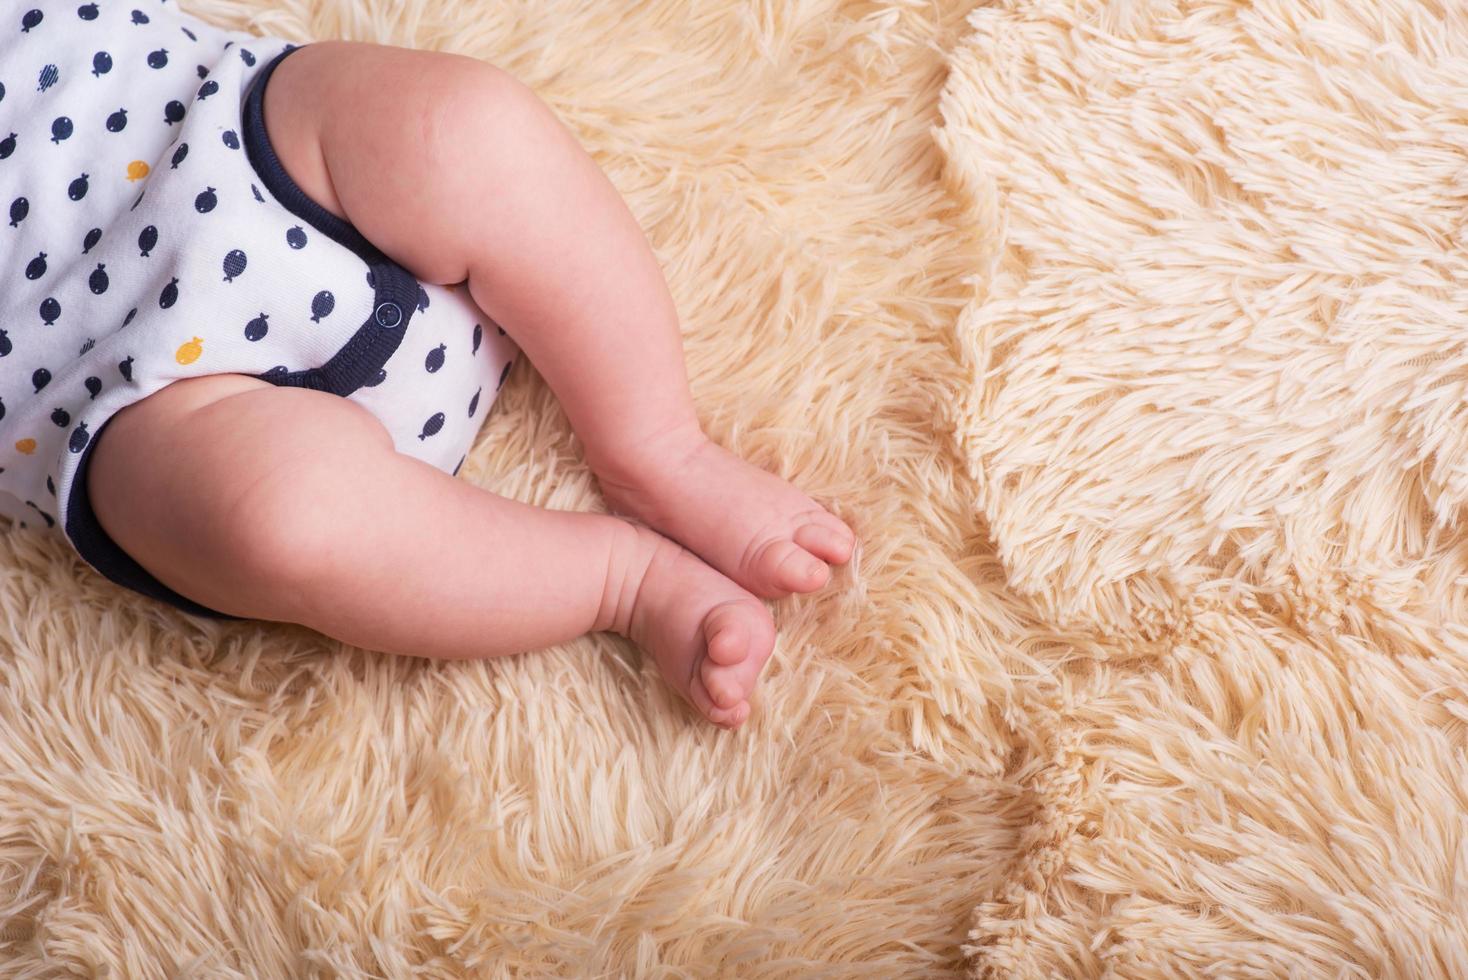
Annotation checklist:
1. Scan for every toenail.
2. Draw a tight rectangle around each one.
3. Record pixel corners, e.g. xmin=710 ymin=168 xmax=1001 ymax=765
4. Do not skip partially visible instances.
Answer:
xmin=804 ymin=558 xmax=823 ymax=579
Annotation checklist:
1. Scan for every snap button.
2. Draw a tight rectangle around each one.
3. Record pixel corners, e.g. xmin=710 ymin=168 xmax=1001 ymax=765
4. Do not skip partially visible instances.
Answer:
xmin=374 ymin=302 xmax=402 ymax=328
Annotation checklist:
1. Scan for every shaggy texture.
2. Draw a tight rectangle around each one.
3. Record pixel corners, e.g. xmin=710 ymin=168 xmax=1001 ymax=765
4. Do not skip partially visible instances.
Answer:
xmin=1 ymin=0 xmax=1006 ymax=975
xmin=937 ymin=0 xmax=1468 ymax=975
xmin=8 ymin=0 xmax=1461 ymax=974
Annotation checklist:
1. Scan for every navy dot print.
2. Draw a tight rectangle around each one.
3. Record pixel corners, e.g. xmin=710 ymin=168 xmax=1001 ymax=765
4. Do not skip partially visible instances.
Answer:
xmin=21 ymin=9 xmax=42 ymax=33
xmin=130 ymin=9 xmax=148 ymax=25
xmin=25 ymin=502 xmax=55 ymax=528
xmin=0 ymin=81 xmax=4 ymax=103
xmin=1 ymin=18 xmax=515 ymax=533
xmin=310 ymin=290 xmax=334 ymax=322
xmin=494 ymin=320 xmax=506 ymax=336
xmin=498 ymin=360 xmax=512 ymax=389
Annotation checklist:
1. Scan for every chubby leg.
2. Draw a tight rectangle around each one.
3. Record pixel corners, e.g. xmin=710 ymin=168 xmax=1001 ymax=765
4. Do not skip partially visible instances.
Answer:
xmin=262 ymin=41 xmax=856 ymax=599
xmin=86 ymin=374 xmax=775 ymax=728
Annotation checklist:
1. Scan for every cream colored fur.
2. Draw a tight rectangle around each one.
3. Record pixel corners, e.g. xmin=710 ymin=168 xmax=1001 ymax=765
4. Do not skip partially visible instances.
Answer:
xmin=6 ymin=0 xmax=1464 ymax=975
xmin=938 ymin=0 xmax=1468 ymax=975
xmin=0 ymin=0 xmax=996 ymax=975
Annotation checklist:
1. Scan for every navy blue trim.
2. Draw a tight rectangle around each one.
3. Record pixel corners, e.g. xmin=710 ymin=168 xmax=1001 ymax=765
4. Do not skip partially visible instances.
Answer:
xmin=63 ymin=42 xmax=426 ymax=622
xmin=241 ymin=43 xmax=420 ymax=396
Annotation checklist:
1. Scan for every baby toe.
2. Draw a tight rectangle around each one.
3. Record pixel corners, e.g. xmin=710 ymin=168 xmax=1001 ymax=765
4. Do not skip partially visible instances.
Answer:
xmin=695 ymin=599 xmax=773 ymax=721
xmin=687 ymin=672 xmax=750 ymax=729
xmin=701 ymin=656 xmax=745 ymax=709
xmin=717 ymin=608 xmax=777 ymax=705
xmin=793 ymin=519 xmax=855 ymax=565
xmin=702 ymin=604 xmax=751 ymax=667
xmin=756 ymin=538 xmax=829 ymax=596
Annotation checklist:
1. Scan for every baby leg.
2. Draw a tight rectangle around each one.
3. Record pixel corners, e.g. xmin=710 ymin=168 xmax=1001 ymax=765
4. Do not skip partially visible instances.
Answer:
xmin=261 ymin=42 xmax=857 ymax=599
xmin=85 ymin=374 xmax=775 ymax=728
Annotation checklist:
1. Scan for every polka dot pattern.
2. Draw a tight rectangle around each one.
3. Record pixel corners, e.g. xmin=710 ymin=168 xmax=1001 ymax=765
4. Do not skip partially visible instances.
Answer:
xmin=0 ymin=0 xmax=519 ymax=613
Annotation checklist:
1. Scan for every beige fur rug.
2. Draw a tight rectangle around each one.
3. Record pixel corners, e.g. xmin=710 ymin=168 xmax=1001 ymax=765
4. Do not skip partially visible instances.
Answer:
xmin=1 ymin=0 xmax=1001 ymax=975
xmin=937 ymin=0 xmax=1468 ymax=975
xmin=6 ymin=0 xmax=1466 ymax=975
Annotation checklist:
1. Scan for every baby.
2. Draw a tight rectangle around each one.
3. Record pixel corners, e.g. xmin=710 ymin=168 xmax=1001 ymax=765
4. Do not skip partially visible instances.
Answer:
xmin=0 ymin=1 xmax=855 ymax=729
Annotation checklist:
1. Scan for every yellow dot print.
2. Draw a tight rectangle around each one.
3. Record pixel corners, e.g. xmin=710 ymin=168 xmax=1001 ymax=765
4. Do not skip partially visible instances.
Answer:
xmin=126 ymin=160 xmax=150 ymax=182
xmin=15 ymin=438 xmax=36 ymax=455
xmin=176 ymin=337 xmax=203 ymax=365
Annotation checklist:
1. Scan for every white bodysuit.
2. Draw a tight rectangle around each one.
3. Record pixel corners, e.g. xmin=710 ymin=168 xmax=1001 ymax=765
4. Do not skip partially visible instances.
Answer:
xmin=0 ymin=1 xmax=519 ymax=618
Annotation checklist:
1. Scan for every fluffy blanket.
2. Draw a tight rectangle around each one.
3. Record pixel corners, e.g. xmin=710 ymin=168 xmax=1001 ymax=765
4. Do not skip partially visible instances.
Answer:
xmin=6 ymin=0 xmax=1464 ymax=975
xmin=1 ymin=0 xmax=994 ymax=974
xmin=938 ymin=0 xmax=1468 ymax=974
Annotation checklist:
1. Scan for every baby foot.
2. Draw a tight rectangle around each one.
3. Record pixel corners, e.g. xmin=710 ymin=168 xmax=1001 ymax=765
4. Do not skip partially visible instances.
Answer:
xmin=592 ymin=428 xmax=856 ymax=599
xmin=610 ymin=523 xmax=777 ymax=729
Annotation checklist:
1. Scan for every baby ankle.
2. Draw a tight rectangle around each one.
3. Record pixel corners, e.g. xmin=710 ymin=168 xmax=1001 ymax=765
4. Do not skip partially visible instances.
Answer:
xmin=592 ymin=520 xmax=664 ymax=638
xmin=582 ymin=419 xmax=708 ymax=494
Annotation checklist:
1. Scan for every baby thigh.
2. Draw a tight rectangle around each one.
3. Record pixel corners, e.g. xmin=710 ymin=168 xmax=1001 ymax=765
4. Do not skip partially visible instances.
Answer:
xmin=85 ymin=374 xmax=633 ymax=656
xmin=262 ymin=41 xmax=700 ymax=469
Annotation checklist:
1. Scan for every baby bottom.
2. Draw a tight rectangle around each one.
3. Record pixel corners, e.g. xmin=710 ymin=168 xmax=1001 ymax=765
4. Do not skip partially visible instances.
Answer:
xmin=84 ymin=41 xmax=857 ymax=730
